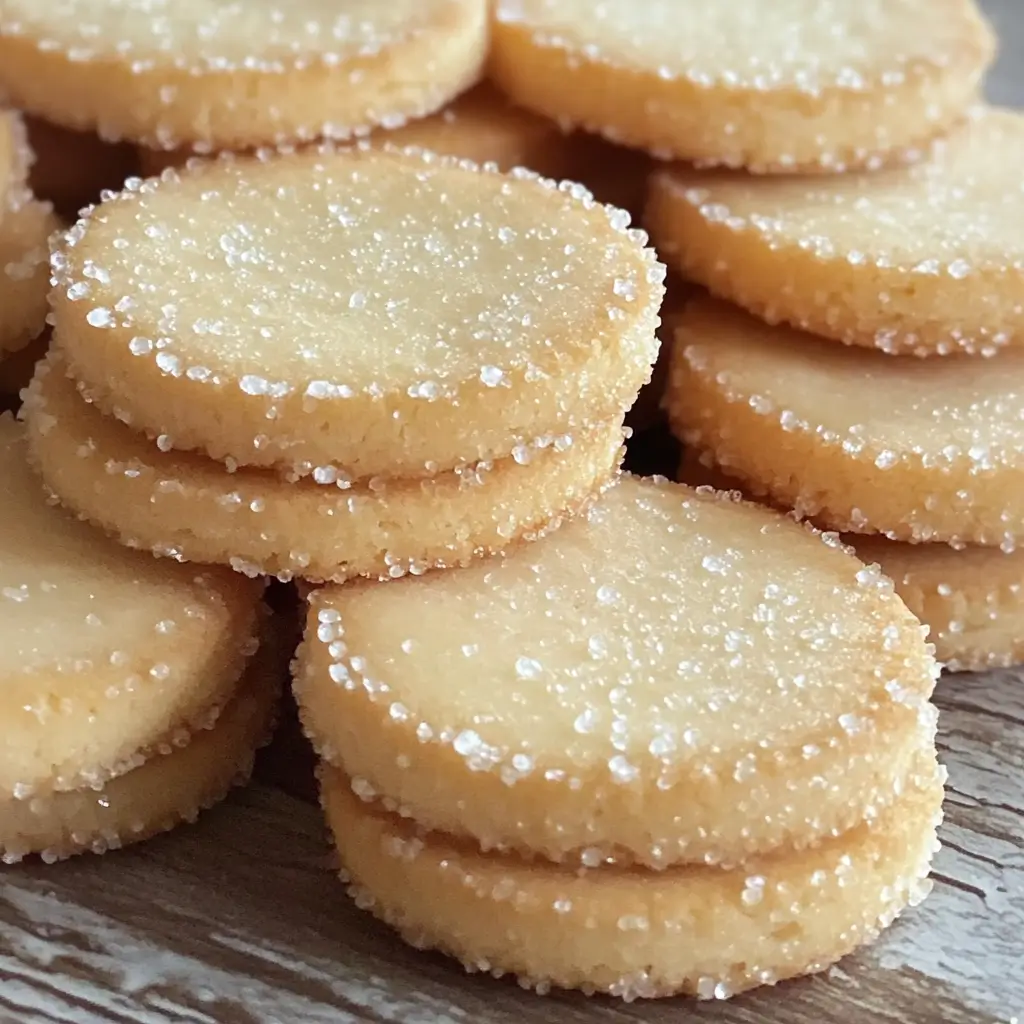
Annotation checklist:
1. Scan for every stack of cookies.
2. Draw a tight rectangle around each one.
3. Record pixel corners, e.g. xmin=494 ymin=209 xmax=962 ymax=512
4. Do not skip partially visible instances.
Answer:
xmin=0 ymin=110 xmax=57 ymax=396
xmin=24 ymin=145 xmax=662 ymax=582
xmin=649 ymin=107 xmax=1024 ymax=674
xmin=295 ymin=474 xmax=943 ymax=998
xmin=0 ymin=413 xmax=277 ymax=863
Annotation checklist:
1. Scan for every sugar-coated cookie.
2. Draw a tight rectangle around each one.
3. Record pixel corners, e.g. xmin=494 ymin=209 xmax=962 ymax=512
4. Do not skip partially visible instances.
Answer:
xmin=0 ymin=195 xmax=58 ymax=357
xmin=666 ymin=299 xmax=1024 ymax=547
xmin=490 ymin=0 xmax=993 ymax=171
xmin=322 ymin=754 xmax=943 ymax=999
xmin=0 ymin=0 xmax=488 ymax=150
xmin=647 ymin=109 xmax=1024 ymax=357
xmin=0 ymin=636 xmax=280 ymax=863
xmin=678 ymin=449 xmax=1024 ymax=673
xmin=296 ymin=476 xmax=937 ymax=869
xmin=51 ymin=146 xmax=663 ymax=479
xmin=0 ymin=108 xmax=32 ymax=199
xmin=0 ymin=414 xmax=265 ymax=797
xmin=25 ymin=117 xmax=139 ymax=218
xmin=25 ymin=356 xmax=624 ymax=582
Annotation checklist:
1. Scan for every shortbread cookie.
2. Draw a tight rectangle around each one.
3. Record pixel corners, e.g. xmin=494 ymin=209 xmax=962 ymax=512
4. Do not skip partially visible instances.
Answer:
xmin=137 ymin=84 xmax=580 ymax=180
xmin=25 ymin=117 xmax=139 ymax=217
xmin=490 ymin=0 xmax=993 ymax=170
xmin=648 ymin=109 xmax=1024 ymax=356
xmin=666 ymin=299 xmax=1024 ymax=547
xmin=0 ymin=0 xmax=488 ymax=150
xmin=852 ymin=537 xmax=1024 ymax=673
xmin=322 ymin=754 xmax=943 ymax=999
xmin=677 ymin=449 xmax=1024 ymax=673
xmin=25 ymin=356 xmax=623 ymax=581
xmin=0 ymin=639 xmax=280 ymax=864
xmin=0 ymin=108 xmax=32 ymax=199
xmin=0 ymin=195 xmax=58 ymax=357
xmin=296 ymin=475 xmax=937 ymax=869
xmin=0 ymin=415 xmax=264 ymax=798
xmin=52 ymin=146 xmax=663 ymax=479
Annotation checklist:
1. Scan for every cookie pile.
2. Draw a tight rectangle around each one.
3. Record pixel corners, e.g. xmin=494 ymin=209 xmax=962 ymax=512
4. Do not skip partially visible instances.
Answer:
xmin=0 ymin=110 xmax=57 ymax=396
xmin=0 ymin=414 xmax=277 ymax=863
xmin=296 ymin=475 xmax=943 ymax=998
xmin=652 ymin=107 xmax=1024 ymax=673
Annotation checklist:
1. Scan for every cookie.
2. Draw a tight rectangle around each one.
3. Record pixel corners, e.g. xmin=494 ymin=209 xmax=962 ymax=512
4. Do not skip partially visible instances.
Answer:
xmin=0 ymin=194 xmax=59 ymax=358
xmin=0 ymin=414 xmax=265 ymax=798
xmin=666 ymin=298 xmax=1024 ymax=547
xmin=25 ymin=355 xmax=624 ymax=582
xmin=489 ymin=0 xmax=993 ymax=171
xmin=0 ymin=108 xmax=32 ymax=198
xmin=51 ymin=146 xmax=663 ymax=479
xmin=137 ymin=83 xmax=581 ymax=180
xmin=25 ymin=116 xmax=139 ymax=218
xmin=322 ymin=754 xmax=943 ymax=999
xmin=647 ymin=109 xmax=1024 ymax=357
xmin=0 ymin=636 xmax=280 ymax=864
xmin=851 ymin=537 xmax=1024 ymax=674
xmin=295 ymin=475 xmax=937 ymax=869
xmin=0 ymin=0 xmax=488 ymax=150
xmin=677 ymin=449 xmax=1024 ymax=673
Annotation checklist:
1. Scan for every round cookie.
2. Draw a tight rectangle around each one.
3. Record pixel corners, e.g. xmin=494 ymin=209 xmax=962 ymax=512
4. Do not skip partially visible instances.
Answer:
xmin=51 ymin=146 xmax=663 ymax=479
xmin=24 ymin=355 xmax=624 ymax=582
xmin=0 ymin=639 xmax=280 ymax=864
xmin=676 ymin=449 xmax=1024 ymax=673
xmin=666 ymin=298 xmax=1024 ymax=547
xmin=0 ymin=414 xmax=265 ymax=798
xmin=851 ymin=536 xmax=1024 ymax=674
xmin=0 ymin=195 xmax=59 ymax=357
xmin=0 ymin=0 xmax=488 ymax=150
xmin=489 ymin=0 xmax=993 ymax=171
xmin=137 ymin=83 xmax=581 ymax=181
xmin=0 ymin=108 xmax=32 ymax=199
xmin=322 ymin=755 xmax=943 ymax=999
xmin=295 ymin=475 xmax=938 ymax=869
xmin=25 ymin=117 xmax=139 ymax=218
xmin=647 ymin=109 xmax=1024 ymax=357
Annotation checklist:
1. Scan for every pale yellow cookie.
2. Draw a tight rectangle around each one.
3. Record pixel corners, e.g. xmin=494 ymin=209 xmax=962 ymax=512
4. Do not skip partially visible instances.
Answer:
xmin=0 ymin=414 xmax=265 ymax=798
xmin=24 ymin=355 xmax=624 ymax=582
xmin=0 ymin=0 xmax=488 ymax=150
xmin=490 ymin=0 xmax=993 ymax=170
xmin=296 ymin=475 xmax=937 ymax=870
xmin=648 ymin=109 xmax=1024 ymax=357
xmin=666 ymin=299 xmax=1024 ymax=547
xmin=676 ymin=449 xmax=1024 ymax=673
xmin=0 ymin=108 xmax=32 ymax=200
xmin=0 ymin=639 xmax=280 ymax=864
xmin=0 ymin=195 xmax=59 ymax=357
xmin=322 ymin=754 xmax=943 ymax=1000
xmin=51 ymin=146 xmax=663 ymax=479
xmin=25 ymin=116 xmax=139 ymax=218
xmin=851 ymin=537 xmax=1024 ymax=674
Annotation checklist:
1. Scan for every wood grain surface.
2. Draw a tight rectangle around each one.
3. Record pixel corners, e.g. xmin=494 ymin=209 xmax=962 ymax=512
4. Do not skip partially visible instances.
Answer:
xmin=2 ymin=1 xmax=1024 ymax=1021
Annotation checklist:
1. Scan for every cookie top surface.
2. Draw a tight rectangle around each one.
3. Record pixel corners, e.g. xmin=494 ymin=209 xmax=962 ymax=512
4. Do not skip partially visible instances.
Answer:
xmin=648 ymin=110 xmax=1024 ymax=353
xmin=0 ymin=0 xmax=467 ymax=71
xmin=297 ymin=475 xmax=936 ymax=867
xmin=53 ymin=146 xmax=662 ymax=476
xmin=667 ymin=299 xmax=1024 ymax=544
xmin=496 ymin=0 xmax=979 ymax=91
xmin=0 ymin=415 xmax=263 ymax=796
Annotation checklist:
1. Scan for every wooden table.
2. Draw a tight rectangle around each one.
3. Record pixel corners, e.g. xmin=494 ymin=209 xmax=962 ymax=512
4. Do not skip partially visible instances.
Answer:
xmin=3 ymin=2 xmax=1024 ymax=1020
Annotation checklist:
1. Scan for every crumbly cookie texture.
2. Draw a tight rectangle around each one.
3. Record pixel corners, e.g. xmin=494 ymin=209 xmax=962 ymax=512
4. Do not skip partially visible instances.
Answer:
xmin=0 ymin=414 xmax=265 ymax=798
xmin=490 ymin=0 xmax=993 ymax=170
xmin=50 ymin=145 xmax=664 ymax=479
xmin=665 ymin=298 xmax=1024 ymax=547
xmin=25 ymin=355 xmax=624 ymax=582
xmin=647 ymin=108 xmax=1024 ymax=356
xmin=0 ymin=639 xmax=281 ymax=864
xmin=322 ymin=751 xmax=943 ymax=1000
xmin=0 ymin=194 xmax=59 ymax=357
xmin=0 ymin=0 xmax=489 ymax=149
xmin=296 ymin=475 xmax=938 ymax=870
